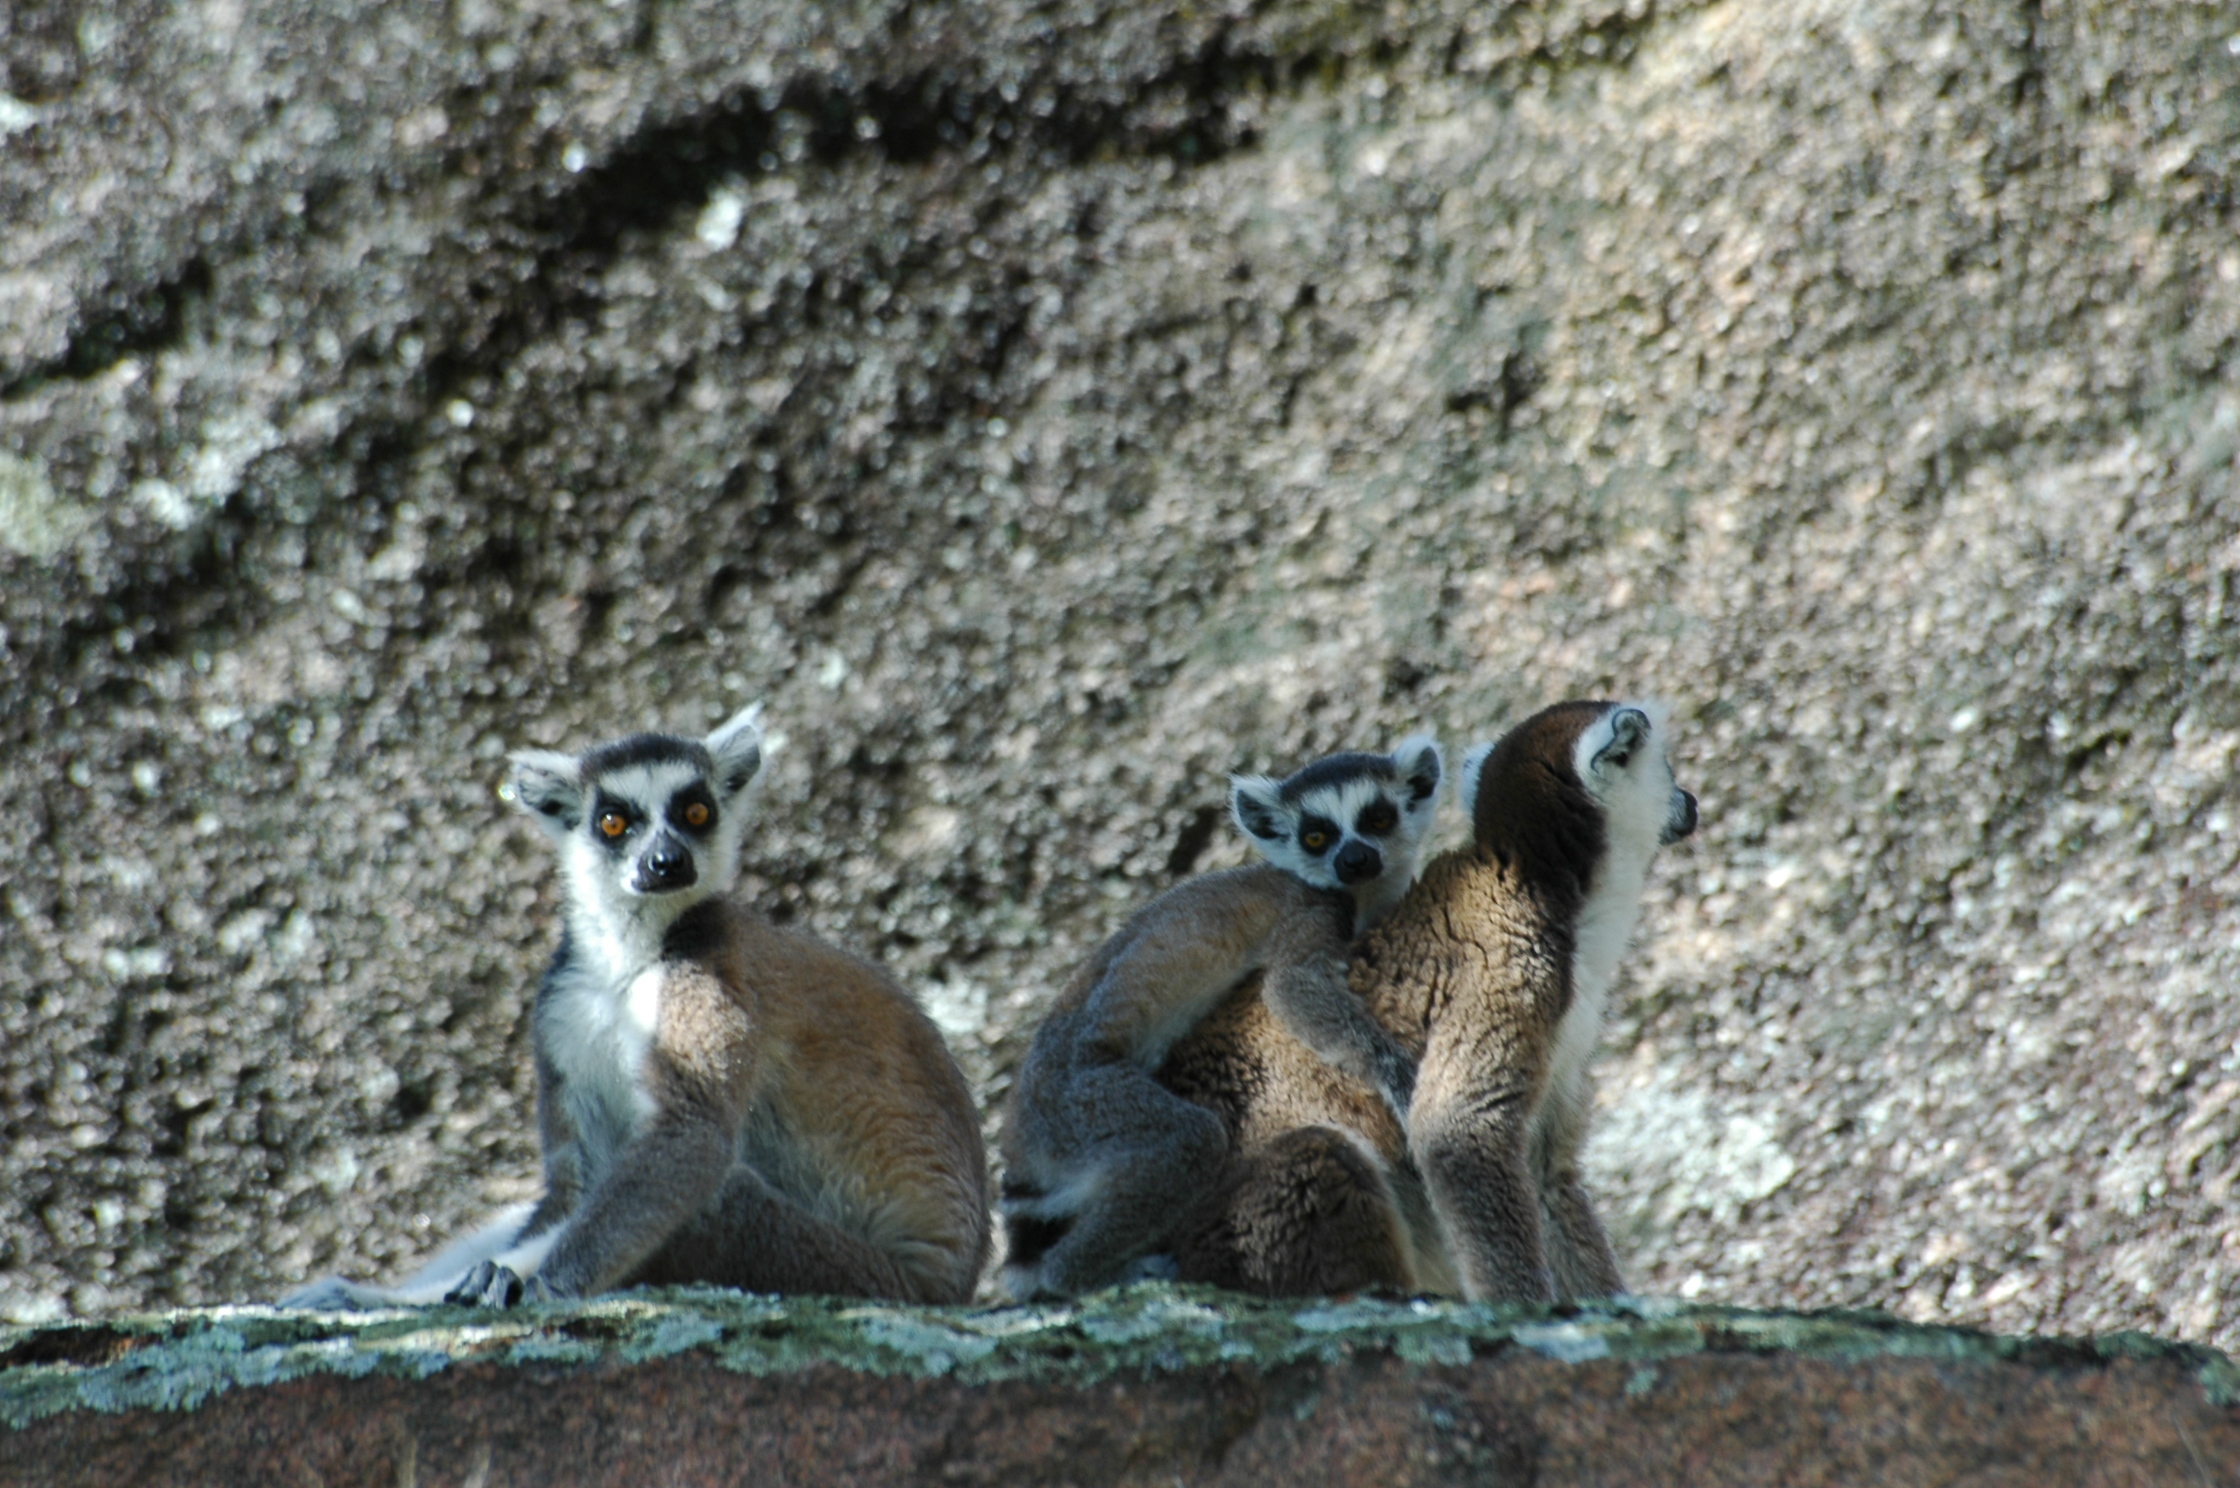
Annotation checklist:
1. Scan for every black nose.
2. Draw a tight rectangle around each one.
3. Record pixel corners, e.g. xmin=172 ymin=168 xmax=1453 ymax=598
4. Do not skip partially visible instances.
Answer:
xmin=1333 ymin=840 xmax=1383 ymax=885
xmin=1661 ymin=789 xmax=1699 ymax=846
xmin=638 ymin=835 xmax=698 ymax=892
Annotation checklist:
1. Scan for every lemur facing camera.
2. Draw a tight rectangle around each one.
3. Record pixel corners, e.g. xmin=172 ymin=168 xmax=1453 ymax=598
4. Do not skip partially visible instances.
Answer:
xmin=284 ymin=707 xmax=990 ymax=1311
xmin=998 ymin=737 xmax=1442 ymax=1300
xmin=1160 ymin=701 xmax=1696 ymax=1303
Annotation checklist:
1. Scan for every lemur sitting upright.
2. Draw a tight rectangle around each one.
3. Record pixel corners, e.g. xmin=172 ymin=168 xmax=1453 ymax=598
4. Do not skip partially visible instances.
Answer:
xmin=1392 ymin=700 xmax=1696 ymax=1302
xmin=284 ymin=707 xmax=990 ymax=1310
xmin=1160 ymin=701 xmax=1696 ymax=1302
xmin=997 ymin=736 xmax=1442 ymax=1300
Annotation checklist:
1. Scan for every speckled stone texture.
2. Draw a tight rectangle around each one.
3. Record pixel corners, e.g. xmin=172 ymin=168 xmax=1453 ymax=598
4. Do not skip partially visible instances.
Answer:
xmin=3 ymin=0 xmax=2238 ymax=1357
xmin=5 ymin=1293 xmax=2239 ymax=1487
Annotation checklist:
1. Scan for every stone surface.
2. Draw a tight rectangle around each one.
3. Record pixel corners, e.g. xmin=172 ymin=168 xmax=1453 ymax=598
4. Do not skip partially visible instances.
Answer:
xmin=3 ymin=0 xmax=2238 ymax=1359
xmin=4 ymin=1292 xmax=2239 ymax=1486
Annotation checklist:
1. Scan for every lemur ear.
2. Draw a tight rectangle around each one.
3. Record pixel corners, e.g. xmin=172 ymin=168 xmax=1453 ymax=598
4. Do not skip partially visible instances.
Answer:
xmin=1229 ymin=775 xmax=1290 ymax=842
xmin=705 ymin=704 xmax=765 ymax=800
xmin=1591 ymin=707 xmax=1653 ymax=774
xmin=507 ymin=749 xmax=584 ymax=840
xmin=1388 ymin=734 xmax=1444 ymax=810
xmin=1457 ymin=739 xmax=1499 ymax=835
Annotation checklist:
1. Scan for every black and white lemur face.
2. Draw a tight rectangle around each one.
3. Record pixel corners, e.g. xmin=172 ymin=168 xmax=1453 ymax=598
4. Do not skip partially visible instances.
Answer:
xmin=1229 ymin=735 xmax=1445 ymax=923
xmin=506 ymin=707 xmax=765 ymax=942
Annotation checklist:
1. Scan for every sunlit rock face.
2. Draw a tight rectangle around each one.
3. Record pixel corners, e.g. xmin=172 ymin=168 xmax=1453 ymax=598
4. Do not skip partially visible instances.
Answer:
xmin=3 ymin=0 xmax=2238 ymax=1358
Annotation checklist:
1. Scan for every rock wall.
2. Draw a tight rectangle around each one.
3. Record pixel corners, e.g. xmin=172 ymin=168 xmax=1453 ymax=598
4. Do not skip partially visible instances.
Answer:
xmin=3 ymin=0 xmax=2238 ymax=1350
xmin=4 ymin=1293 xmax=2238 ymax=1486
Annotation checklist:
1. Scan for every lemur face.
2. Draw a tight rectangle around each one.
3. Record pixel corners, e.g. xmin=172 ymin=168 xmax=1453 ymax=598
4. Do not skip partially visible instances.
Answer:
xmin=1571 ymin=704 xmax=1697 ymax=849
xmin=1460 ymin=700 xmax=1697 ymax=859
xmin=507 ymin=706 xmax=765 ymax=927
xmin=1230 ymin=735 xmax=1445 ymax=904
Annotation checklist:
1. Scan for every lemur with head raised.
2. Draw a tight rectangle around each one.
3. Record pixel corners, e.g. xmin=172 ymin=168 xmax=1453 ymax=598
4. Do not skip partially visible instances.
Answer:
xmin=1160 ymin=701 xmax=1696 ymax=1303
xmin=997 ymin=736 xmax=1443 ymax=1300
xmin=284 ymin=707 xmax=990 ymax=1310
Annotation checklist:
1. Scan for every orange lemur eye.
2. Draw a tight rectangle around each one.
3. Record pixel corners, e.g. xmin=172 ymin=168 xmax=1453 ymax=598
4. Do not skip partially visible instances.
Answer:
xmin=683 ymin=802 xmax=710 ymax=828
xmin=598 ymin=811 xmax=628 ymax=839
xmin=1301 ymin=831 xmax=1329 ymax=851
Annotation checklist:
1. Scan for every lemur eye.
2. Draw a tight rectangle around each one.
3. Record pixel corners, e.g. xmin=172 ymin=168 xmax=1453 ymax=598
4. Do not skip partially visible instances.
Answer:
xmin=1359 ymin=802 xmax=1399 ymax=835
xmin=1301 ymin=830 xmax=1330 ymax=852
xmin=683 ymin=801 xmax=710 ymax=828
xmin=598 ymin=811 xmax=629 ymax=839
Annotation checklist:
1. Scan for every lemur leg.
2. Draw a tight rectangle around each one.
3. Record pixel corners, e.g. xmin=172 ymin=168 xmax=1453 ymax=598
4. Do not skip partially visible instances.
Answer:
xmin=1005 ymin=1064 xmax=1229 ymax=1298
xmin=1539 ymin=1170 xmax=1622 ymax=1301
xmin=1173 ymin=1125 xmax=1413 ymax=1296
xmin=447 ymin=959 xmax=776 ymax=1308
xmin=280 ymin=1203 xmax=538 ymax=1310
xmin=629 ymin=1165 xmax=961 ymax=1303
xmin=1534 ymin=1092 xmax=1623 ymax=1300
xmin=448 ymin=1092 xmax=740 ymax=1308
xmin=1411 ymin=1088 xmax=1553 ymax=1305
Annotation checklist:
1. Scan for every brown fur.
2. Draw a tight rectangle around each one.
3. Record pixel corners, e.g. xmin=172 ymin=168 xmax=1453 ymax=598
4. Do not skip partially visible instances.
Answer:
xmin=521 ymin=897 xmax=992 ymax=1304
xmin=997 ymin=865 xmax=1358 ymax=1297
xmin=1157 ymin=979 xmax=1444 ymax=1295
xmin=1357 ymin=845 xmax=1605 ymax=1302
xmin=1154 ymin=702 xmax=1691 ymax=1304
xmin=1152 ymin=849 xmax=1605 ymax=1301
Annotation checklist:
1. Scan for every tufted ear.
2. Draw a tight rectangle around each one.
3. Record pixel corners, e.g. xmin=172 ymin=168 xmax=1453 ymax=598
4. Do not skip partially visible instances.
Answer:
xmin=1388 ymin=734 xmax=1444 ymax=811
xmin=1457 ymin=738 xmax=1499 ymax=834
xmin=705 ymin=704 xmax=765 ymax=802
xmin=507 ymin=749 xmax=584 ymax=841
xmin=1590 ymin=706 xmax=1653 ymax=775
xmin=1229 ymin=775 xmax=1291 ymax=842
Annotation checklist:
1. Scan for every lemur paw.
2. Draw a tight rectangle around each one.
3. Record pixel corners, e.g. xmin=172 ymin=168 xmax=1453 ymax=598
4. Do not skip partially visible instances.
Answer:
xmin=445 ymin=1260 xmax=527 ymax=1309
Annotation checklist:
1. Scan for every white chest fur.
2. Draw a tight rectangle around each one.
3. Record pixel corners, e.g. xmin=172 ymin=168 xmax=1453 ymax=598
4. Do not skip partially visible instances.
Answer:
xmin=1545 ymin=849 xmax=1653 ymax=1118
xmin=538 ymin=951 xmax=666 ymax=1175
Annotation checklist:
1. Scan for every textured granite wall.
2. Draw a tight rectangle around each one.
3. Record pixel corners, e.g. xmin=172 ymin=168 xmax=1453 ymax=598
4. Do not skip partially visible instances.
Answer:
xmin=2 ymin=0 xmax=2237 ymax=1353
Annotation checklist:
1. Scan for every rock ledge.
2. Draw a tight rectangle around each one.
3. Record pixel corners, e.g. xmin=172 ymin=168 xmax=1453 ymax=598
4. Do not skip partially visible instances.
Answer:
xmin=2 ymin=1288 xmax=2235 ymax=1485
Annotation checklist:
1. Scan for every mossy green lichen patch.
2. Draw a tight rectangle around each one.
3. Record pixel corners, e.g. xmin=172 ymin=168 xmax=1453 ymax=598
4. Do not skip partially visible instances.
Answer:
xmin=3 ymin=1289 xmax=2233 ymax=1432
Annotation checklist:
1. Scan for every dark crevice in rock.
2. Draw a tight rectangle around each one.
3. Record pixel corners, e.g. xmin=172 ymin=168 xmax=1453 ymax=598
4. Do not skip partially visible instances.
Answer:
xmin=0 ymin=1 xmax=84 ymax=104
xmin=2010 ymin=0 xmax=2048 ymax=109
xmin=1440 ymin=0 xmax=1672 ymax=81
xmin=2 ymin=18 xmax=1358 ymax=702
xmin=0 ymin=257 xmax=211 ymax=399
xmin=397 ymin=30 xmax=1316 ymax=416
xmin=0 ymin=517 xmax=247 ymax=749
xmin=0 ymin=1324 xmax=143 ymax=1372
xmin=1164 ymin=805 xmax=1225 ymax=879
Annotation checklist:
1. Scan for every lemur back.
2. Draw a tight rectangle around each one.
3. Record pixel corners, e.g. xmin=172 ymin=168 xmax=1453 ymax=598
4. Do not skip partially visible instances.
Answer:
xmin=997 ymin=737 xmax=1443 ymax=1300
xmin=283 ymin=707 xmax=988 ymax=1310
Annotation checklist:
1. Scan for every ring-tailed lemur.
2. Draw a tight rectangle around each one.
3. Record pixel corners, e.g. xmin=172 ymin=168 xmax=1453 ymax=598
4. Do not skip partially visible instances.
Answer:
xmin=1159 ymin=701 xmax=1696 ymax=1302
xmin=997 ymin=736 xmax=1443 ymax=1300
xmin=283 ymin=706 xmax=990 ymax=1310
